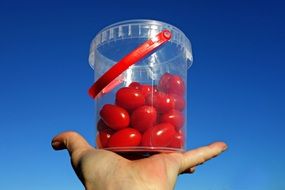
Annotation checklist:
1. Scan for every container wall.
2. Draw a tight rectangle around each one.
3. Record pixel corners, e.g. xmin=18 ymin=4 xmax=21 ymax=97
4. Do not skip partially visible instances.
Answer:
xmin=90 ymin=20 xmax=192 ymax=156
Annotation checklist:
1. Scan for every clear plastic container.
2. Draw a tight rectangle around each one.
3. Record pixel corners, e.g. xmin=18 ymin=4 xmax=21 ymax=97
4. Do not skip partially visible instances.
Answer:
xmin=89 ymin=19 xmax=193 ymax=157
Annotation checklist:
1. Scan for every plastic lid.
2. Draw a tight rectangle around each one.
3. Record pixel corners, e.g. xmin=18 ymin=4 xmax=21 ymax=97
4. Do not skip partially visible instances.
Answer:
xmin=89 ymin=19 xmax=193 ymax=70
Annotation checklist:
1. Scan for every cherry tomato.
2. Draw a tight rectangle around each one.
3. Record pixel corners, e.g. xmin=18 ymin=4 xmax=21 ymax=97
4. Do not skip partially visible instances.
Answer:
xmin=160 ymin=109 xmax=185 ymax=130
xmin=146 ymin=92 xmax=175 ymax=113
xmin=167 ymin=75 xmax=185 ymax=96
xmin=116 ymin=87 xmax=145 ymax=111
xmin=97 ymin=119 xmax=109 ymax=131
xmin=142 ymin=123 xmax=176 ymax=147
xmin=128 ymin=82 xmax=141 ymax=90
xmin=168 ymin=131 xmax=184 ymax=148
xmin=170 ymin=93 xmax=185 ymax=111
xmin=158 ymin=73 xmax=185 ymax=96
xmin=131 ymin=106 xmax=157 ymax=132
xmin=98 ymin=129 xmax=114 ymax=148
xmin=140 ymin=84 xmax=158 ymax=97
xmin=100 ymin=104 xmax=130 ymax=130
xmin=108 ymin=128 xmax=142 ymax=147
xmin=96 ymin=119 xmax=115 ymax=148
xmin=141 ymin=127 xmax=152 ymax=147
xmin=158 ymin=72 xmax=172 ymax=92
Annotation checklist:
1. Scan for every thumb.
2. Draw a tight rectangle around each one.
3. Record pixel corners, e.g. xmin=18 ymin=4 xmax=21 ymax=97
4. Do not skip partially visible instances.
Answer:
xmin=179 ymin=142 xmax=227 ymax=173
xmin=51 ymin=131 xmax=92 ymax=156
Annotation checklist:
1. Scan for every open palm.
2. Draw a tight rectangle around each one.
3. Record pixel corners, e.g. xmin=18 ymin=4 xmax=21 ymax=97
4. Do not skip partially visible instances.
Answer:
xmin=52 ymin=132 xmax=227 ymax=190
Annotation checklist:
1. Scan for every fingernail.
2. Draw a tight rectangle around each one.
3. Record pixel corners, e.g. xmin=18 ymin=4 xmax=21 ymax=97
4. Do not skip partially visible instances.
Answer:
xmin=51 ymin=141 xmax=61 ymax=148
xmin=222 ymin=144 xmax=228 ymax=152
xmin=189 ymin=167 xmax=196 ymax=173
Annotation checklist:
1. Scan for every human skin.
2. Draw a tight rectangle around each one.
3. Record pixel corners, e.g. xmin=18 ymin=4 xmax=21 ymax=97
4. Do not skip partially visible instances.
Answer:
xmin=52 ymin=131 xmax=227 ymax=190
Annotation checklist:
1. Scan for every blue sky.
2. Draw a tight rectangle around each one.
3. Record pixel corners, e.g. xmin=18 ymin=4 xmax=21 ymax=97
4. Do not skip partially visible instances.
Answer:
xmin=0 ymin=0 xmax=284 ymax=189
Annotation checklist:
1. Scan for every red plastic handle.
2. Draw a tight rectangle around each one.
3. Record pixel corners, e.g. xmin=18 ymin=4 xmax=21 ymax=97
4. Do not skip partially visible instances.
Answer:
xmin=88 ymin=29 xmax=172 ymax=99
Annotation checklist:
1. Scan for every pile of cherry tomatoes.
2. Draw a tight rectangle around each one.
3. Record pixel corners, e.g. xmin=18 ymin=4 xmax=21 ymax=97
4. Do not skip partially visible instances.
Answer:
xmin=96 ymin=72 xmax=186 ymax=151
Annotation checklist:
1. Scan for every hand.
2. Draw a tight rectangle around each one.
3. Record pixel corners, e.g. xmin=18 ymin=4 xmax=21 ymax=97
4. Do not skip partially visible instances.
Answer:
xmin=52 ymin=131 xmax=227 ymax=190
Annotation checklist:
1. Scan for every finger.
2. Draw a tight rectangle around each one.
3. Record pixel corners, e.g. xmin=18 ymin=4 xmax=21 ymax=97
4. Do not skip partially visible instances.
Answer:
xmin=189 ymin=167 xmax=196 ymax=173
xmin=179 ymin=142 xmax=227 ymax=173
xmin=181 ymin=167 xmax=196 ymax=174
xmin=51 ymin=131 xmax=92 ymax=155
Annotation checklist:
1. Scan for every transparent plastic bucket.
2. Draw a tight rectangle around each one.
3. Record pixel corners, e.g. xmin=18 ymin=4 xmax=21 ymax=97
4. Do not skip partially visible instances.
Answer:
xmin=89 ymin=19 xmax=193 ymax=157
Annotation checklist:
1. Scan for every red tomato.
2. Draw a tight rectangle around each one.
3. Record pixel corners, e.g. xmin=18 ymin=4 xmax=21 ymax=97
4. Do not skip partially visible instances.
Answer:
xmin=140 ymin=84 xmax=158 ymax=97
xmin=160 ymin=109 xmax=185 ymax=130
xmin=158 ymin=73 xmax=185 ymax=96
xmin=128 ymin=82 xmax=141 ymax=90
xmin=170 ymin=94 xmax=185 ymax=111
xmin=100 ymin=104 xmax=130 ymax=130
xmin=97 ymin=119 xmax=110 ymax=131
xmin=168 ymin=131 xmax=184 ymax=148
xmin=108 ymin=128 xmax=142 ymax=147
xmin=153 ymin=85 xmax=159 ymax=93
xmin=146 ymin=92 xmax=175 ymax=113
xmin=142 ymin=123 xmax=176 ymax=147
xmin=141 ymin=127 xmax=152 ymax=147
xmin=167 ymin=75 xmax=185 ymax=96
xmin=96 ymin=119 xmax=115 ymax=148
xmin=116 ymin=87 xmax=145 ymax=111
xmin=158 ymin=72 xmax=172 ymax=92
xmin=131 ymin=106 xmax=157 ymax=132
xmin=98 ymin=129 xmax=114 ymax=148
